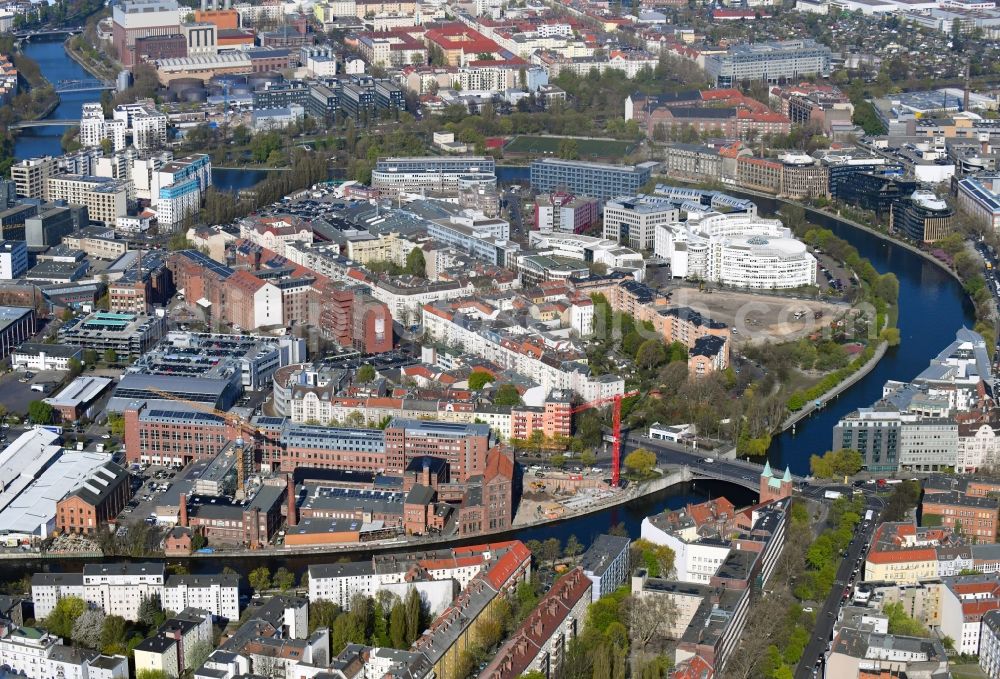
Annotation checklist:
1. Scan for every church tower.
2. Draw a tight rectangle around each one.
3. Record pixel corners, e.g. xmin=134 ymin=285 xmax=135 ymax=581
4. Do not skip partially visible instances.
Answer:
xmin=760 ymin=460 xmax=793 ymax=503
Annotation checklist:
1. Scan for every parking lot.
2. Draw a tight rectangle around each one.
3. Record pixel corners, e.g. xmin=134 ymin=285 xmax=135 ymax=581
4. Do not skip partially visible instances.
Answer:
xmin=0 ymin=369 xmax=66 ymax=412
xmin=120 ymin=465 xmax=182 ymax=525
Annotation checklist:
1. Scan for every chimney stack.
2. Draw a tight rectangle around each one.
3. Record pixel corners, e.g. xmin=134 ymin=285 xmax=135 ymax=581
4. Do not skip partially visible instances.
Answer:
xmin=286 ymin=475 xmax=297 ymax=527
xmin=178 ymin=493 xmax=188 ymax=527
xmin=964 ymin=61 xmax=971 ymax=113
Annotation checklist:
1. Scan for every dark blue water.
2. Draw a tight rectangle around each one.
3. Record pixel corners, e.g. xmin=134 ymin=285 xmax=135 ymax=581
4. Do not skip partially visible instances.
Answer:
xmin=760 ymin=201 xmax=976 ymax=475
xmin=13 ymin=39 xmax=100 ymax=161
xmin=3 ymin=480 xmax=754 ymax=579
xmin=213 ymin=167 xmax=269 ymax=192
xmin=497 ymin=165 xmax=529 ymax=182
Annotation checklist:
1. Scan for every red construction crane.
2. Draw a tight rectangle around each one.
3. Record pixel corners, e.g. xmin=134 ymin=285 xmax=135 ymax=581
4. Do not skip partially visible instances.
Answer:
xmin=571 ymin=390 xmax=639 ymax=487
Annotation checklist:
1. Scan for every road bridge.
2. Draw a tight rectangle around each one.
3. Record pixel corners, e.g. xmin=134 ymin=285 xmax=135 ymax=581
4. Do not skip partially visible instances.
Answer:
xmin=9 ymin=119 xmax=78 ymax=129
xmin=54 ymin=79 xmax=115 ymax=93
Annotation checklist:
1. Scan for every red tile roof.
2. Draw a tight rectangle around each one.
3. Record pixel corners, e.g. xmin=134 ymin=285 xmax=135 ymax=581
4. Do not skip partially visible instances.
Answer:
xmin=480 ymin=568 xmax=592 ymax=679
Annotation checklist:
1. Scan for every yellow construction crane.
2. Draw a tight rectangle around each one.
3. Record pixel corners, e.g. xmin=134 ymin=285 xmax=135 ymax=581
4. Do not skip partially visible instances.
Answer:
xmin=149 ymin=388 xmax=259 ymax=498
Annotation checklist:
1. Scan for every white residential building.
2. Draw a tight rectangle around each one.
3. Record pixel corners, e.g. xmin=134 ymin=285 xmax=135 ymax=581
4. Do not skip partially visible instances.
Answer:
xmin=32 ymin=562 xmax=165 ymax=621
xmin=940 ymin=574 xmax=1000 ymax=656
xmin=308 ymin=545 xmax=508 ymax=612
xmin=981 ymin=610 xmax=1000 ymax=679
xmin=957 ymin=422 xmax=1000 ymax=473
xmin=603 ymin=196 xmax=679 ymax=251
xmin=162 ymin=574 xmax=240 ymax=621
xmin=0 ymin=625 xmax=128 ymax=679
xmin=79 ymin=103 xmax=127 ymax=152
xmin=640 ymin=514 xmax=730 ymax=584
xmin=421 ymin=301 xmax=625 ymax=401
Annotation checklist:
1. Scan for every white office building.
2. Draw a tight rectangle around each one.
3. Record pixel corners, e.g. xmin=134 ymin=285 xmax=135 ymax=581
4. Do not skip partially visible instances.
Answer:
xmin=526 ymin=231 xmax=645 ymax=277
xmin=640 ymin=515 xmax=731 ymax=584
xmin=0 ymin=240 xmax=27 ymax=279
xmin=603 ymin=195 xmax=679 ymax=251
xmin=654 ymin=211 xmax=816 ymax=289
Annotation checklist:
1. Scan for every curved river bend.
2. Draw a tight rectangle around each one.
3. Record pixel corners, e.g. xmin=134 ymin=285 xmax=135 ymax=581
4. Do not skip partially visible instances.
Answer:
xmin=10 ymin=46 xmax=976 ymax=572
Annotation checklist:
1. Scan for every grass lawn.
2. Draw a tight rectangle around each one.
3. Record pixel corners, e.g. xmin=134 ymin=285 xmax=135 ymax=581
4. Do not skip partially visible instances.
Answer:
xmin=504 ymin=135 xmax=637 ymax=159
xmin=951 ymin=662 xmax=985 ymax=679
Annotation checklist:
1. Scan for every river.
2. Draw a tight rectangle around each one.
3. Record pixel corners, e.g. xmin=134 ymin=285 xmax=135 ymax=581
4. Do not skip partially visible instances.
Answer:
xmin=13 ymin=39 xmax=270 ymax=194
xmin=752 ymin=196 xmax=977 ymax=475
xmin=12 ymin=41 xmax=976 ymax=572
xmin=7 ymin=481 xmax=753 ymax=581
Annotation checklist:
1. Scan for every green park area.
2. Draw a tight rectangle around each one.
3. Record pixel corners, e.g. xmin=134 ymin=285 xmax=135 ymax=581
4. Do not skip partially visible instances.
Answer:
xmin=503 ymin=135 xmax=637 ymax=160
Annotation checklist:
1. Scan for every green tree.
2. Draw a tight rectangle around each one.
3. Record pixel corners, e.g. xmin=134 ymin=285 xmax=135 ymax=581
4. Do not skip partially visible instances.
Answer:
xmin=623 ymin=448 xmax=657 ymax=478
xmin=404 ymin=587 xmax=422 ymax=644
xmin=27 ymin=400 xmax=54 ymax=424
xmin=309 ymin=600 xmax=341 ymax=633
xmin=558 ymin=138 xmax=579 ymax=159
xmin=405 ymin=247 xmax=426 ymax=277
xmin=371 ymin=597 xmax=390 ymax=646
xmin=107 ymin=412 xmax=126 ymax=436
xmin=631 ymin=539 xmax=675 ymax=578
xmin=248 ymin=567 xmax=271 ymax=594
xmin=137 ymin=594 xmax=165 ymax=630
xmin=564 ymin=534 xmax=583 ymax=561
xmin=809 ymin=449 xmax=864 ymax=479
xmin=100 ymin=615 xmax=128 ymax=654
xmin=884 ymin=602 xmax=928 ymax=636
xmin=44 ymin=596 xmax=87 ymax=638
xmin=103 ymin=348 xmax=117 ymax=364
xmin=67 ymin=357 xmax=83 ymax=377
xmin=83 ymin=349 xmax=98 ymax=365
xmin=137 ymin=671 xmax=170 ymax=679
xmin=355 ymin=364 xmax=376 ymax=383
xmin=273 ymin=567 xmax=295 ymax=591
xmin=389 ymin=601 xmax=407 ymax=648
xmin=541 ymin=537 xmax=562 ymax=569
xmin=468 ymin=370 xmax=495 ymax=390
xmin=492 ymin=383 xmax=522 ymax=406
xmin=636 ymin=340 xmax=667 ymax=370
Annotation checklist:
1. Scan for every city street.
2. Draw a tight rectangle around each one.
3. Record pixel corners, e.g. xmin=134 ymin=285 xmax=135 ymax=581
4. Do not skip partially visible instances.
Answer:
xmin=794 ymin=493 xmax=885 ymax=679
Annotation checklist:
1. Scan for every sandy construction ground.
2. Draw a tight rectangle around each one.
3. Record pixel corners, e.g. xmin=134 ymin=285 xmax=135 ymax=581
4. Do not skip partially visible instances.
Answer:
xmin=665 ymin=286 xmax=850 ymax=347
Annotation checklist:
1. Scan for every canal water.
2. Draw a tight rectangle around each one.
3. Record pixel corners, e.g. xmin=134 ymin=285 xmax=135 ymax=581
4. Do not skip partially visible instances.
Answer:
xmin=751 ymin=196 xmax=977 ymax=475
xmin=14 ymin=38 xmax=269 ymax=193
xmin=5 ymin=481 xmax=754 ymax=580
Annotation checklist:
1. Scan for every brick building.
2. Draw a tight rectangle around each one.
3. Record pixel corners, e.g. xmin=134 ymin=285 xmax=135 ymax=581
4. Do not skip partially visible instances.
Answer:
xmin=55 ymin=461 xmax=130 ymax=534
xmin=179 ymin=484 xmax=285 ymax=548
xmin=124 ymin=403 xmax=240 ymax=466
xmin=922 ymin=492 xmax=999 ymax=544
xmin=385 ymin=420 xmax=494 ymax=483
